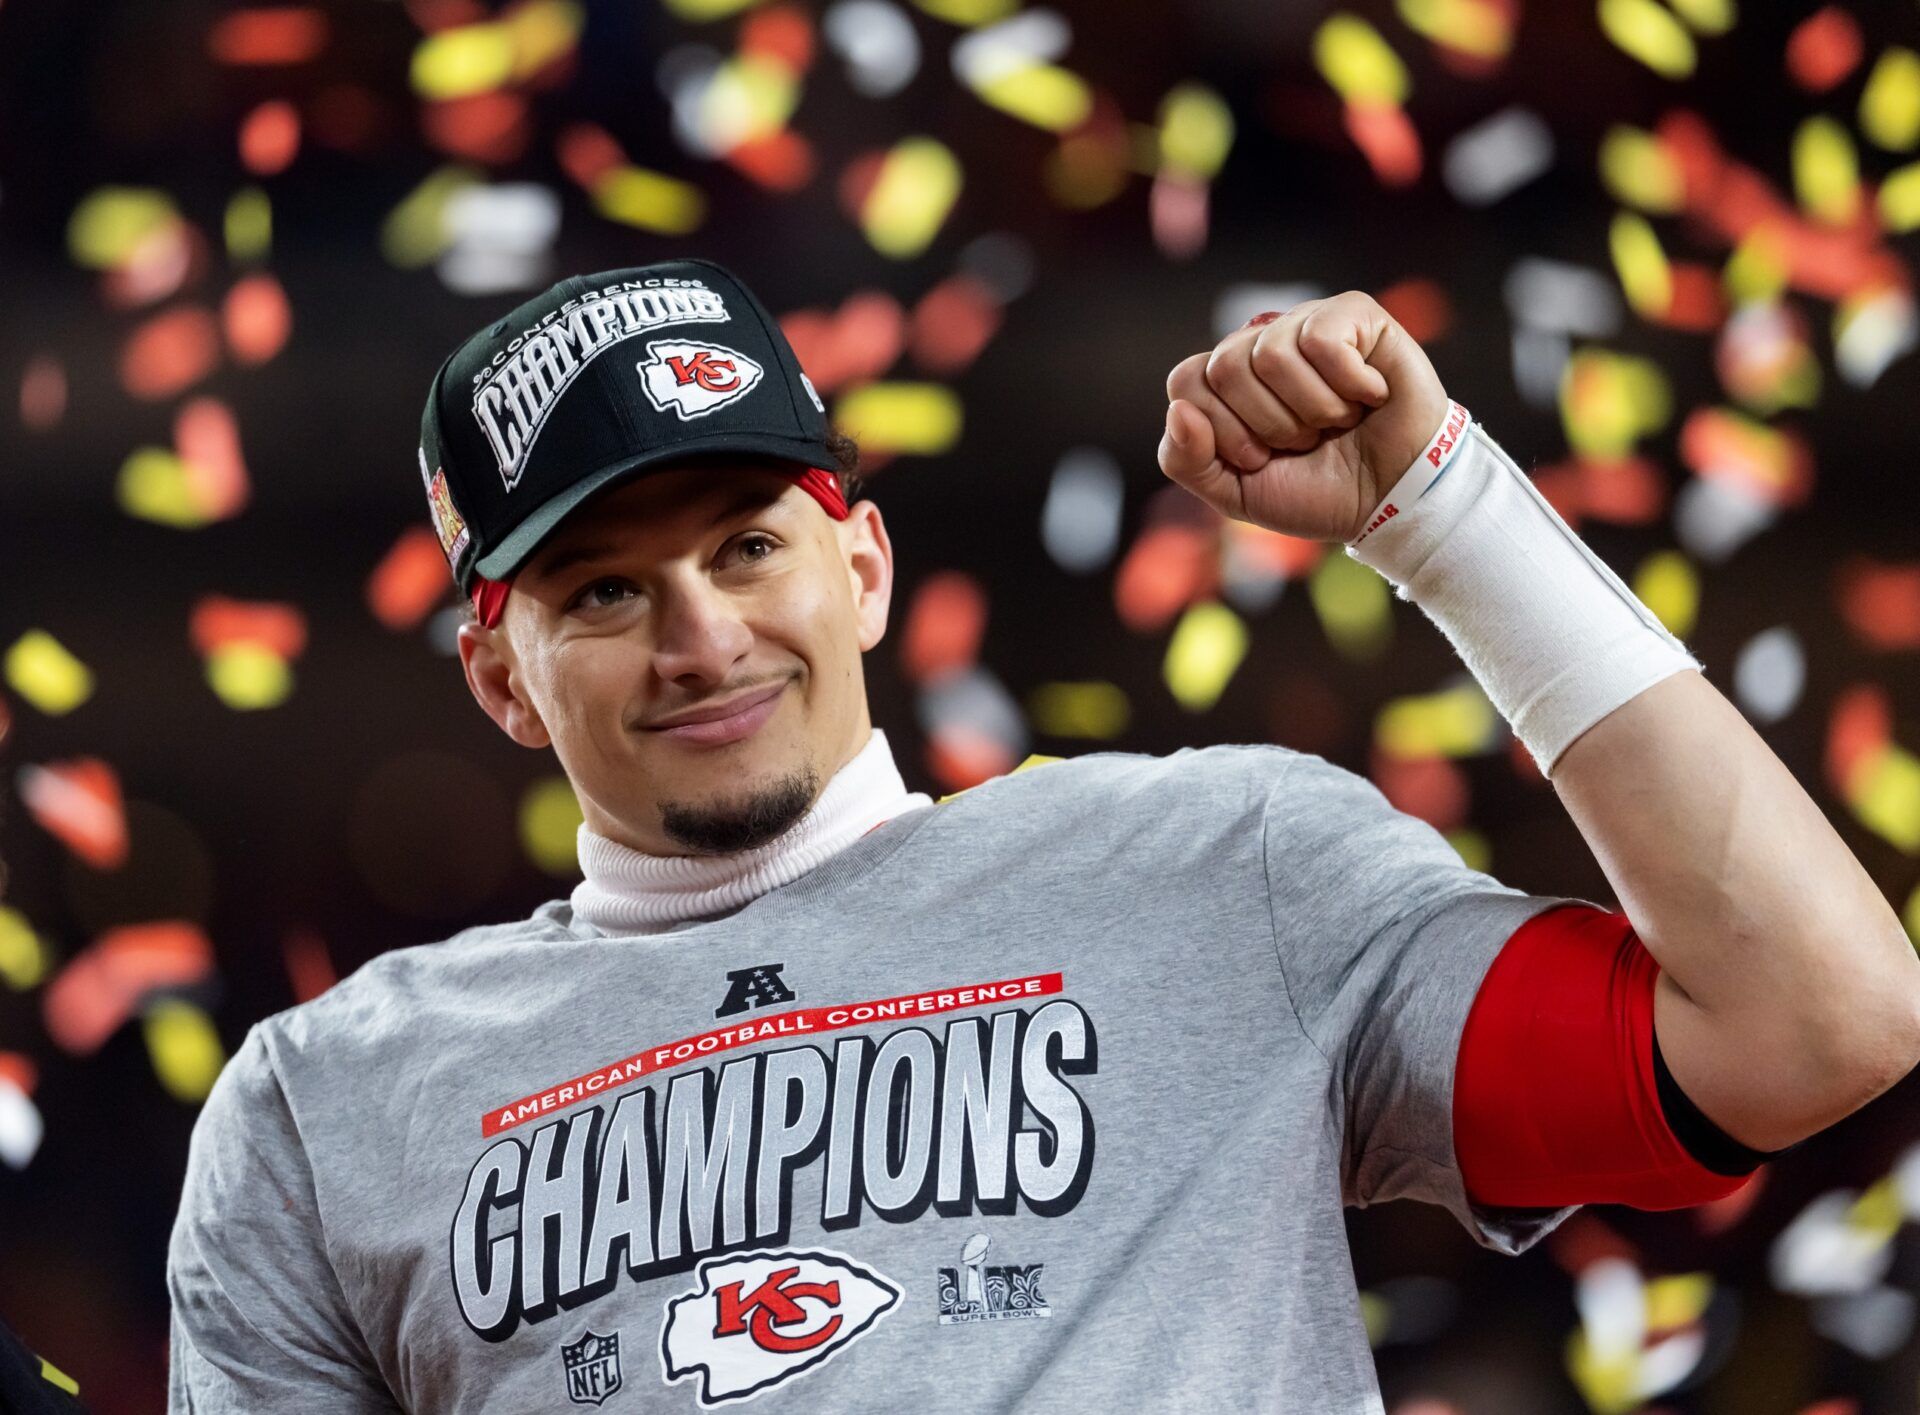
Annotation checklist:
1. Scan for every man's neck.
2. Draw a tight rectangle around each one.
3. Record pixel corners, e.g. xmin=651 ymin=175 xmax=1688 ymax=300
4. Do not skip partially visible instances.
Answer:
xmin=569 ymin=728 xmax=931 ymax=934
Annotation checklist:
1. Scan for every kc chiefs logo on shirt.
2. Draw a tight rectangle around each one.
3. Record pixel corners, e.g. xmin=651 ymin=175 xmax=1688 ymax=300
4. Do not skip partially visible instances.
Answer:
xmin=637 ymin=339 xmax=763 ymax=420
xmin=659 ymin=1248 xmax=902 ymax=1406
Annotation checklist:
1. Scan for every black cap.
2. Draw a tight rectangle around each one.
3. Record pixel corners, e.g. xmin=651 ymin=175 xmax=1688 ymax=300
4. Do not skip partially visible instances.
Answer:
xmin=416 ymin=258 xmax=840 ymax=594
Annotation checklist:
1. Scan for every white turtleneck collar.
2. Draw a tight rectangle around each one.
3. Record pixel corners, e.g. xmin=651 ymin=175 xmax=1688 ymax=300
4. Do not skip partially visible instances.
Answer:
xmin=569 ymin=727 xmax=933 ymax=935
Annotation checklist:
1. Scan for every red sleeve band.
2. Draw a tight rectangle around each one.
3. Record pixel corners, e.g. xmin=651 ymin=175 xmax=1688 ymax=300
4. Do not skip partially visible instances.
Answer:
xmin=1453 ymin=902 xmax=1765 ymax=1211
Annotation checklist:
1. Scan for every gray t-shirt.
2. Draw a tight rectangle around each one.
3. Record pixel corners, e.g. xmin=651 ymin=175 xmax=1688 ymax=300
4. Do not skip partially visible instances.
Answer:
xmin=167 ymin=744 xmax=1589 ymax=1413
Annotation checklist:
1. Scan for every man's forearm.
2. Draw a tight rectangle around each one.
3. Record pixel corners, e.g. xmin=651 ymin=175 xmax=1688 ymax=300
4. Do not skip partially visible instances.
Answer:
xmin=1551 ymin=666 xmax=1920 ymax=1152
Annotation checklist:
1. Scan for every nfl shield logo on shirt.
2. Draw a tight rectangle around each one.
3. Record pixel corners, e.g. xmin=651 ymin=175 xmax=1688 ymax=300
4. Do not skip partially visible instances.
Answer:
xmin=560 ymin=1329 xmax=623 ymax=1406
xmin=637 ymin=339 xmax=763 ymax=420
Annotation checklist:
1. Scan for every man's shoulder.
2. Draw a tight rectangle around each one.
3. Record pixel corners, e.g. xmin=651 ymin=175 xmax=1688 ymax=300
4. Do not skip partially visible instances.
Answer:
xmin=252 ymin=901 xmax=578 ymax=1062
xmin=934 ymin=741 xmax=1307 ymax=824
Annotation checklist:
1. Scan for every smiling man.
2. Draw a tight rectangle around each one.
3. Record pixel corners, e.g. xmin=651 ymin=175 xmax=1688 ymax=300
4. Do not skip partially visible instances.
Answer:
xmin=167 ymin=258 xmax=1920 ymax=1413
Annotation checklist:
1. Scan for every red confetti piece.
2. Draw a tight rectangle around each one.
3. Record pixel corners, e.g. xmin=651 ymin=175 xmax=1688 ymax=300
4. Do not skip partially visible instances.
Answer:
xmin=423 ymin=92 xmax=530 ymax=164
xmin=909 ymin=274 xmax=1003 ymax=376
xmin=900 ymin=571 xmax=987 ymax=684
xmin=779 ymin=291 xmax=905 ymax=394
xmin=282 ymin=927 xmax=338 ymax=1004
xmin=0 ymin=1054 xmax=36 ymax=1096
xmin=837 ymin=150 xmax=887 ymax=216
xmin=239 ymin=99 xmax=301 ymax=175
xmin=19 ymin=354 xmax=65 ymax=432
xmin=223 ymin=274 xmax=292 ymax=364
xmin=1375 ymin=277 xmax=1451 ymax=344
xmin=1369 ymin=749 xmax=1469 ymax=830
xmin=190 ymin=596 xmax=308 ymax=659
xmin=42 ymin=922 xmax=213 ymax=1056
xmin=1114 ymin=525 xmax=1220 ymax=633
xmin=1825 ymin=683 xmax=1890 ymax=795
xmin=740 ymin=4 xmax=815 ymax=73
xmin=174 ymin=397 xmax=253 ymax=520
xmin=1835 ymin=557 xmax=1920 ymax=651
xmin=120 ymin=306 xmax=220 ymax=401
xmin=207 ymin=7 xmax=329 ymax=66
xmin=1572 ymin=454 xmax=1667 ymax=526
xmin=1343 ymin=101 xmax=1422 ymax=187
xmin=1650 ymin=262 xmax=1727 ymax=332
xmin=557 ymin=123 xmax=627 ymax=190
xmin=725 ymin=129 xmax=816 ymax=193
xmin=368 ymin=526 xmax=454 ymax=631
xmin=17 ymin=758 xmax=128 ymax=870
xmin=1785 ymin=8 xmax=1862 ymax=93
xmin=925 ymin=725 xmax=1016 ymax=793
xmin=1678 ymin=409 xmax=1815 ymax=508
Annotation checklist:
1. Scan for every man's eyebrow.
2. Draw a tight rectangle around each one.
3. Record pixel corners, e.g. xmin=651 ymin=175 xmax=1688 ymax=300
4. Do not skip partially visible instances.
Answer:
xmin=527 ymin=482 xmax=794 ymax=582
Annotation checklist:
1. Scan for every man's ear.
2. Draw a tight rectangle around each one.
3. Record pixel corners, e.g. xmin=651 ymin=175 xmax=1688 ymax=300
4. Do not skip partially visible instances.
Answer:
xmin=457 ymin=618 xmax=552 ymax=749
xmin=839 ymin=501 xmax=893 ymax=653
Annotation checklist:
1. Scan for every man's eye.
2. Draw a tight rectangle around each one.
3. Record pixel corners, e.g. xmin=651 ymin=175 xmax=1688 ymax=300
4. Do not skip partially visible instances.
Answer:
xmin=573 ymin=578 xmax=635 ymax=610
xmin=726 ymin=533 xmax=779 ymax=566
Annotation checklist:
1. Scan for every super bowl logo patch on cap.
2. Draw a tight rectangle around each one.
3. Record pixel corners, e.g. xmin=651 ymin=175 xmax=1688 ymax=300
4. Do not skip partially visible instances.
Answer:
xmin=418 ymin=445 xmax=470 ymax=565
xmin=637 ymin=339 xmax=763 ymax=421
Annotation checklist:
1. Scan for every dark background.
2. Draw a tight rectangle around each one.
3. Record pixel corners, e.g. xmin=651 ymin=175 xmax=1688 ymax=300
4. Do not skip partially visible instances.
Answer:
xmin=4 ymin=0 xmax=1920 ymax=1410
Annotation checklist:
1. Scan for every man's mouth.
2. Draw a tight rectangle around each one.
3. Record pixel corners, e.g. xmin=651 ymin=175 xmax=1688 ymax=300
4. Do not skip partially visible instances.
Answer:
xmin=644 ymin=682 xmax=787 ymax=746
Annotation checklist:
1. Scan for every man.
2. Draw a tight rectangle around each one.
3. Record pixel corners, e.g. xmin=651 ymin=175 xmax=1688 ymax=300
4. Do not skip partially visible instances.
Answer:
xmin=168 ymin=257 xmax=1920 ymax=1412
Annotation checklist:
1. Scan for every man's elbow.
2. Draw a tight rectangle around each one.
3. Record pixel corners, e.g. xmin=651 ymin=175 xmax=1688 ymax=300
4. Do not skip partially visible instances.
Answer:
xmin=1780 ymin=954 xmax=1920 ymax=1144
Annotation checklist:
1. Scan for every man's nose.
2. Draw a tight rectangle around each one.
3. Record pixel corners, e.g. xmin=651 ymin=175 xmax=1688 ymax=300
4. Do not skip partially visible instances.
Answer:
xmin=649 ymin=582 xmax=754 ymax=686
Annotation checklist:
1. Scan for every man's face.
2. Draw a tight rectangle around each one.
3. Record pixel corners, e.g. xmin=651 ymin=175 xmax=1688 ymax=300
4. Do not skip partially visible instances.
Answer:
xmin=458 ymin=460 xmax=893 ymax=857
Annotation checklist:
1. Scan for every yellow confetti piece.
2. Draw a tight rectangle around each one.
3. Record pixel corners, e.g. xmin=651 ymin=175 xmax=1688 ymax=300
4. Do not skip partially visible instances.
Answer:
xmin=1397 ymin=0 xmax=1512 ymax=58
xmin=1848 ymin=1174 xmax=1906 ymax=1238
xmin=1357 ymin=1290 xmax=1390 ymax=1345
xmin=832 ymin=383 xmax=963 ymax=454
xmin=1313 ymin=15 xmax=1409 ymax=105
xmin=38 ymin=1360 xmax=78 ymax=1397
xmin=1862 ymin=48 xmax=1920 ymax=152
xmin=225 ymin=187 xmax=272 ymax=263
xmin=1565 ymin=1328 xmax=1639 ymax=1415
xmin=381 ymin=166 xmax=482 ymax=269
xmin=591 ymin=165 xmax=706 ymax=235
xmin=1792 ymin=115 xmax=1861 ymax=227
xmin=1598 ymin=126 xmax=1685 ymax=214
xmin=662 ymin=0 xmax=757 ymax=16
xmin=118 ymin=448 xmax=212 ymax=529
xmin=1878 ymin=162 xmax=1920 ymax=231
xmin=0 ymin=908 xmax=48 ymax=990
xmin=143 ymin=1000 xmax=227 ymax=1104
xmin=912 ymin=0 xmax=1019 ymax=25
xmin=1445 ymin=828 xmax=1491 ymax=872
xmin=1598 ymin=0 xmax=1697 ymax=79
xmin=1163 ymin=602 xmax=1247 ymax=711
xmin=1632 ymin=550 xmax=1699 ymax=639
xmin=861 ymin=137 xmax=962 ymax=258
xmin=1375 ymin=683 xmax=1499 ymax=759
xmin=1610 ymin=210 xmax=1673 ymax=318
xmin=206 ymin=643 xmax=294 ymax=710
xmin=520 ymin=776 xmax=585 ymax=875
xmin=974 ymin=63 xmax=1092 ymax=132
xmin=1559 ymin=349 xmax=1671 ymax=458
xmin=5 ymin=631 xmax=93 ymax=716
xmin=1158 ymin=83 xmax=1234 ymax=180
xmin=698 ymin=54 xmax=802 ymax=150
xmin=1027 ymin=681 xmax=1130 ymax=739
xmin=1643 ymin=1271 xmax=1714 ymax=1329
xmin=1662 ymin=0 xmax=1733 ymax=36
xmin=1010 ymin=754 xmax=1063 ymax=775
xmin=1722 ymin=225 xmax=1791 ymax=305
xmin=67 ymin=187 xmax=178 ymax=269
xmin=1848 ymin=743 xmax=1920 ymax=854
xmin=501 ymin=0 xmax=584 ymax=81
xmin=410 ymin=22 xmax=515 ymax=100
xmin=1311 ymin=551 xmax=1394 ymax=662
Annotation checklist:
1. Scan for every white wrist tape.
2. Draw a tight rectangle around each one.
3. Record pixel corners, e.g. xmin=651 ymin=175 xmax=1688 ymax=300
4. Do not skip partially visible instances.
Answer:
xmin=1345 ymin=401 xmax=1703 ymax=779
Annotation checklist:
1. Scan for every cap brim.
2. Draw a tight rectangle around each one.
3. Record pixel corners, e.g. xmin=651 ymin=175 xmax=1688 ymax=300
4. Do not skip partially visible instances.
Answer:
xmin=472 ymin=431 xmax=834 ymax=583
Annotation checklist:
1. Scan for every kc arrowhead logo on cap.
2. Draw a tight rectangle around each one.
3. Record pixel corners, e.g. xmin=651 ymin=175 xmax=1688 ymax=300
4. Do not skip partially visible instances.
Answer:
xmin=637 ymin=339 xmax=764 ymax=421
xmin=415 ymin=257 xmax=849 ymax=596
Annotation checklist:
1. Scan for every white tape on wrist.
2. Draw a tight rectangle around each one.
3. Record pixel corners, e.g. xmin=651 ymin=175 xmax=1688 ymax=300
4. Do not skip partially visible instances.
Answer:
xmin=1344 ymin=403 xmax=1703 ymax=779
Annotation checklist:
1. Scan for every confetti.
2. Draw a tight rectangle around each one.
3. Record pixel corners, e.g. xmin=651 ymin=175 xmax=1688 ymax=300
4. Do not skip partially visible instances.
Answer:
xmin=5 ymin=630 xmax=93 ymax=715
xmin=17 ymin=758 xmax=127 ymax=868
xmin=43 ymin=922 xmax=214 ymax=1055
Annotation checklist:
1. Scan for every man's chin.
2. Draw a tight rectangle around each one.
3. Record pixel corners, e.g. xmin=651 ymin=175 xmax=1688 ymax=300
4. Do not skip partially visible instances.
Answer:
xmin=656 ymin=760 xmax=822 ymax=855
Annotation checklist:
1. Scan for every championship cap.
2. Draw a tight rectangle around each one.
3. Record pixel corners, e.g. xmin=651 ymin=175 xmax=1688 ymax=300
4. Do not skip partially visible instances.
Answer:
xmin=414 ymin=258 xmax=847 ymax=623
